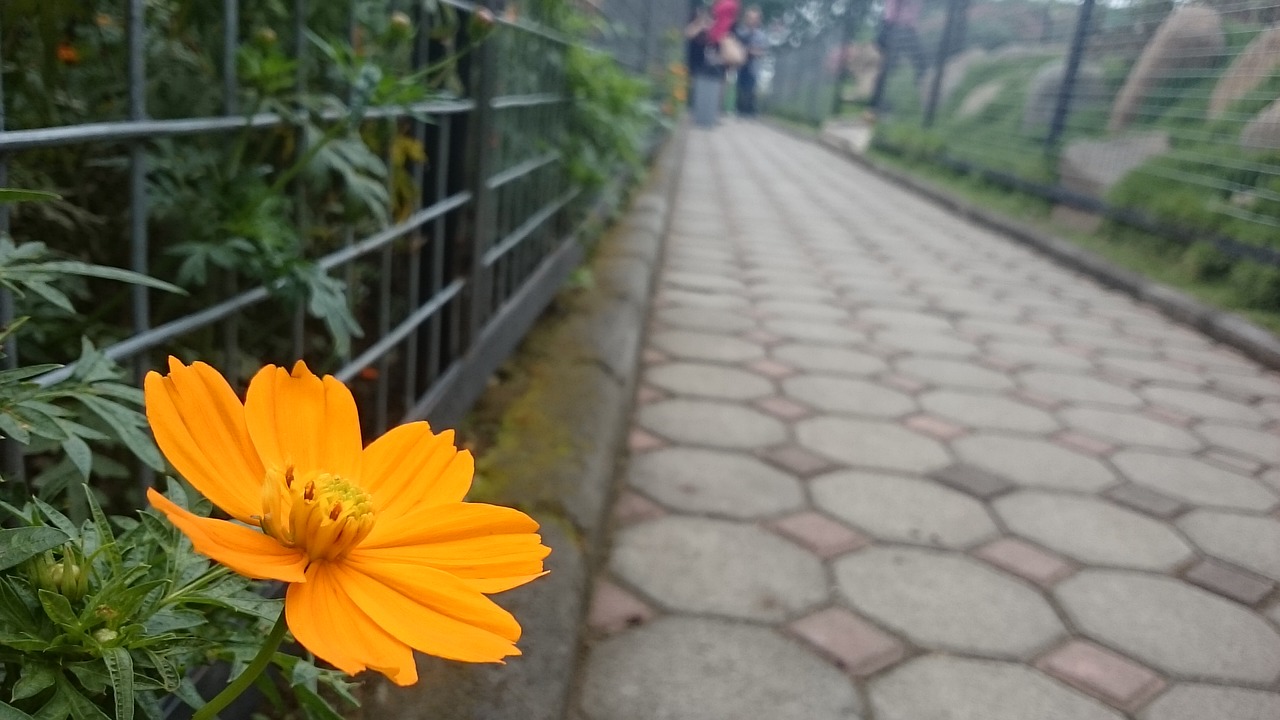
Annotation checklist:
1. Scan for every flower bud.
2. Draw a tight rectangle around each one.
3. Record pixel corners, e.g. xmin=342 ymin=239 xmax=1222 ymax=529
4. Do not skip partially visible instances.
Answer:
xmin=388 ymin=11 xmax=413 ymax=42
xmin=29 ymin=546 xmax=88 ymax=603
xmin=93 ymin=628 xmax=119 ymax=646
xmin=254 ymin=27 xmax=278 ymax=48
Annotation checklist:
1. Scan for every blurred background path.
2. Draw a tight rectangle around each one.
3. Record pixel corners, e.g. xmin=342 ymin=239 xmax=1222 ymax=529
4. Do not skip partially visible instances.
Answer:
xmin=572 ymin=122 xmax=1280 ymax=720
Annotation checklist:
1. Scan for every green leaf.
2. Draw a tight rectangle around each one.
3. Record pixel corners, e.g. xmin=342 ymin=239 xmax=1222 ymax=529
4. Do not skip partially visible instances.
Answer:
xmin=0 ymin=527 xmax=69 ymax=571
xmin=75 ymin=396 xmax=164 ymax=471
xmin=141 ymin=650 xmax=179 ymax=692
xmin=102 ymin=647 xmax=134 ymax=720
xmin=0 ymin=412 xmax=32 ymax=444
xmin=36 ymin=589 xmax=79 ymax=630
xmin=0 ymin=576 xmax=37 ymax=627
xmin=24 ymin=261 xmax=185 ymax=296
xmin=62 ymin=435 xmax=92 ymax=479
xmin=83 ymin=485 xmax=121 ymax=575
xmin=0 ymin=701 xmax=37 ymax=720
xmin=12 ymin=664 xmax=58 ymax=702
xmin=294 ymin=685 xmax=345 ymax=720
xmin=30 ymin=690 xmax=68 ymax=720
xmin=0 ymin=189 xmax=60 ymax=204
xmin=58 ymin=678 xmax=110 ymax=720
xmin=33 ymin=498 xmax=78 ymax=537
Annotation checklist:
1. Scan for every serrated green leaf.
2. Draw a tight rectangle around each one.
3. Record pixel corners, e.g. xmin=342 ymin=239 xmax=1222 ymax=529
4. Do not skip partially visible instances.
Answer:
xmin=295 ymin=685 xmax=345 ymax=720
xmin=58 ymin=677 xmax=110 ymax=720
xmin=36 ymin=590 xmax=79 ymax=630
xmin=64 ymin=663 xmax=109 ymax=696
xmin=12 ymin=664 xmax=57 ymax=702
xmin=0 ymin=701 xmax=36 ymax=720
xmin=102 ymin=647 xmax=134 ymax=720
xmin=141 ymin=650 xmax=179 ymax=692
xmin=0 ymin=527 xmax=68 ymax=571
xmin=33 ymin=498 xmax=78 ymax=537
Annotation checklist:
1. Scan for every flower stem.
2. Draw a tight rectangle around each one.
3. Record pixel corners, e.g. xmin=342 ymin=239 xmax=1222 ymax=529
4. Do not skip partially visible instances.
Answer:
xmin=192 ymin=607 xmax=289 ymax=720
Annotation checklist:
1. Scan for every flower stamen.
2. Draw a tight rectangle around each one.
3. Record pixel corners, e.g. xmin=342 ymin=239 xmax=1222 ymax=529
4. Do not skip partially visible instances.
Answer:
xmin=260 ymin=468 xmax=375 ymax=562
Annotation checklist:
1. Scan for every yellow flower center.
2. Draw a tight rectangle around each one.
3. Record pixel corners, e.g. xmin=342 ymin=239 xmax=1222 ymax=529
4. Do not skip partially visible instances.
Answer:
xmin=259 ymin=465 xmax=375 ymax=562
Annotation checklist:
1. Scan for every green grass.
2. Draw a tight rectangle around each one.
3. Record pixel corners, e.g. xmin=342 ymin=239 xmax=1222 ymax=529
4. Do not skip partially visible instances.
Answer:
xmin=867 ymin=144 xmax=1280 ymax=334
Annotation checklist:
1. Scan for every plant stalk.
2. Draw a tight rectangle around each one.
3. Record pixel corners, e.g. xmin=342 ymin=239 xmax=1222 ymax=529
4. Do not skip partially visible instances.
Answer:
xmin=191 ymin=606 xmax=288 ymax=720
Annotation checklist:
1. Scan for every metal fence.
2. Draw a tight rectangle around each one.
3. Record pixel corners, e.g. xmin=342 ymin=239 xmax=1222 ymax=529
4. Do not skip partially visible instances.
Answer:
xmin=0 ymin=0 xmax=630 ymax=488
xmin=766 ymin=22 xmax=847 ymax=125
xmin=770 ymin=0 xmax=1280 ymax=270
xmin=590 ymin=0 xmax=690 ymax=75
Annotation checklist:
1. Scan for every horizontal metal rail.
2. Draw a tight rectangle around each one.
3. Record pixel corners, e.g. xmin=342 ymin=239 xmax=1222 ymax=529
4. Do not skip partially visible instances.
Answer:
xmin=334 ymin=277 xmax=465 ymax=384
xmin=485 ymin=151 xmax=561 ymax=190
xmin=491 ymin=92 xmax=567 ymax=110
xmin=482 ymin=188 xmax=580 ymax=267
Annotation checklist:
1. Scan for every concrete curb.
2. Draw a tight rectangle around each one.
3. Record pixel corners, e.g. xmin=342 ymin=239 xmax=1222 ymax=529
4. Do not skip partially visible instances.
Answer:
xmin=357 ymin=125 xmax=685 ymax=720
xmin=769 ymin=120 xmax=1280 ymax=371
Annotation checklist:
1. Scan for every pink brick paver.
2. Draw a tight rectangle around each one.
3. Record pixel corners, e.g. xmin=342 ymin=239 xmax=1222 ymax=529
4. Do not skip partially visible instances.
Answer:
xmin=573 ymin=123 xmax=1280 ymax=720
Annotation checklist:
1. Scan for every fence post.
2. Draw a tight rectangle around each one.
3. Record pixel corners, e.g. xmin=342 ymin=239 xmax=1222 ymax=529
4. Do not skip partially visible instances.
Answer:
xmin=1045 ymin=0 xmax=1095 ymax=151
xmin=923 ymin=0 xmax=968 ymax=127
xmin=831 ymin=0 xmax=872 ymax=116
xmin=463 ymin=16 xmax=500 ymax=350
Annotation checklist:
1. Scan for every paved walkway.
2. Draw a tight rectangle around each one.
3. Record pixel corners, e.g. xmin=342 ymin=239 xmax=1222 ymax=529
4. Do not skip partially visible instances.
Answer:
xmin=571 ymin=123 xmax=1280 ymax=720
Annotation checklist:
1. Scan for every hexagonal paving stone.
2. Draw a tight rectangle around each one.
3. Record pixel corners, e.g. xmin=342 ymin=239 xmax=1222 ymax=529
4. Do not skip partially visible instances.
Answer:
xmin=1098 ymin=356 xmax=1202 ymax=385
xmin=1059 ymin=407 xmax=1201 ymax=452
xmin=1141 ymin=386 xmax=1265 ymax=424
xmin=895 ymin=358 xmax=1015 ymax=390
xmin=644 ymin=362 xmax=774 ymax=401
xmin=661 ymin=271 xmax=745 ymax=293
xmin=1020 ymin=371 xmax=1144 ymax=408
xmin=763 ymin=318 xmax=863 ymax=345
xmin=579 ymin=616 xmax=864 ymax=720
xmin=834 ymin=547 xmax=1065 ymax=658
xmin=994 ymin=491 xmax=1193 ymax=571
xmin=797 ymin=417 xmax=951 ymax=473
xmin=611 ymin=517 xmax=826 ymax=622
xmin=756 ymin=299 xmax=850 ymax=321
xmin=656 ymin=307 xmax=755 ymax=334
xmin=1178 ymin=509 xmax=1280 ymax=582
xmin=1112 ymin=451 xmax=1277 ymax=511
xmin=1194 ymin=423 xmax=1280 ymax=465
xmin=957 ymin=319 xmax=1054 ymax=343
xmin=954 ymin=434 xmax=1116 ymax=492
xmin=626 ymin=448 xmax=805 ymax=519
xmin=1056 ymin=569 xmax=1280 ymax=684
xmin=771 ymin=344 xmax=887 ymax=375
xmin=812 ymin=470 xmax=998 ymax=549
xmin=782 ymin=376 xmax=916 ymax=417
xmin=1141 ymin=684 xmax=1280 ymax=720
xmin=638 ymin=399 xmax=787 ymax=450
xmin=659 ymin=289 xmax=751 ymax=310
xmin=870 ymin=656 xmax=1123 ymax=720
xmin=648 ymin=330 xmax=764 ymax=363
xmin=986 ymin=341 xmax=1093 ymax=370
xmin=859 ymin=309 xmax=952 ymax=331
xmin=875 ymin=330 xmax=978 ymax=357
xmin=920 ymin=390 xmax=1059 ymax=433
xmin=1211 ymin=372 xmax=1280 ymax=400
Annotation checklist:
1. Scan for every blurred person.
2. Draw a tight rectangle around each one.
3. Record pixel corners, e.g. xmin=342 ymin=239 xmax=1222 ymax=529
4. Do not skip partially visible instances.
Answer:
xmin=686 ymin=4 xmax=711 ymax=109
xmin=868 ymin=0 xmax=926 ymax=113
xmin=689 ymin=0 xmax=742 ymax=128
xmin=735 ymin=6 xmax=768 ymax=117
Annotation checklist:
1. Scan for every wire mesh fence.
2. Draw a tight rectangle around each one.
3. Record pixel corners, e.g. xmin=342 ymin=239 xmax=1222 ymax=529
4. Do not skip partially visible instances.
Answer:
xmin=766 ymin=22 xmax=848 ymax=124
xmin=587 ymin=0 xmax=691 ymax=74
xmin=0 ymin=0 xmax=649 ymax=496
xmin=770 ymin=0 xmax=1280 ymax=286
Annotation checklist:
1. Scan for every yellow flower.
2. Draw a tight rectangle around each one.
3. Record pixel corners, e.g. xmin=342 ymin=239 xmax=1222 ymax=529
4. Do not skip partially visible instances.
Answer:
xmin=144 ymin=359 xmax=549 ymax=685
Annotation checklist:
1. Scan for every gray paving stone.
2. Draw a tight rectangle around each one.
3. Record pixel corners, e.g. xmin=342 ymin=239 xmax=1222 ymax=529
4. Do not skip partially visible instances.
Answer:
xmin=648 ymin=330 xmax=764 ymax=363
xmin=1020 ymin=370 xmax=1144 ymax=408
xmin=638 ymin=399 xmax=787 ymax=449
xmin=1112 ymin=451 xmax=1277 ymax=511
xmin=1056 ymin=569 xmax=1280 ymax=684
xmin=835 ymin=547 xmax=1065 ymax=658
xmin=1141 ymin=386 xmax=1266 ymax=424
xmin=771 ymin=344 xmax=887 ymax=375
xmin=994 ymin=491 xmax=1193 ymax=571
xmin=611 ymin=517 xmax=826 ymax=622
xmin=954 ymin=434 xmax=1116 ymax=492
xmin=661 ymin=271 xmax=745 ymax=293
xmin=579 ymin=617 xmax=863 ymax=720
xmin=763 ymin=318 xmax=863 ymax=345
xmin=626 ymin=448 xmax=805 ymax=520
xmin=644 ymin=362 xmax=774 ymax=401
xmin=920 ymin=390 xmax=1059 ymax=433
xmin=1162 ymin=346 xmax=1259 ymax=373
xmin=1178 ymin=509 xmax=1280 ymax=582
xmin=797 ymin=416 xmax=951 ymax=473
xmin=957 ymin=318 xmax=1055 ymax=343
xmin=750 ymin=284 xmax=838 ymax=302
xmin=812 ymin=470 xmax=998 ymax=548
xmin=895 ymin=357 xmax=1015 ymax=390
xmin=656 ymin=307 xmax=755 ymax=334
xmin=859 ymin=308 xmax=952 ymax=331
xmin=757 ymin=299 xmax=850 ymax=321
xmin=875 ymin=330 xmax=978 ymax=357
xmin=1099 ymin=356 xmax=1203 ymax=385
xmin=870 ymin=656 xmax=1123 ymax=720
xmin=657 ymin=289 xmax=751 ymax=310
xmin=782 ymin=376 xmax=916 ymax=417
xmin=1059 ymin=407 xmax=1202 ymax=451
xmin=986 ymin=341 xmax=1094 ymax=370
xmin=1140 ymin=684 xmax=1280 ymax=720
xmin=1194 ymin=423 xmax=1280 ymax=464
xmin=1211 ymin=372 xmax=1280 ymax=400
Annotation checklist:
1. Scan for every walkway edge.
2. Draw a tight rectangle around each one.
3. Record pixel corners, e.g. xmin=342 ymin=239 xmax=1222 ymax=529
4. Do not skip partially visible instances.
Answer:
xmin=766 ymin=120 xmax=1280 ymax=371
xmin=355 ymin=125 xmax=685 ymax=720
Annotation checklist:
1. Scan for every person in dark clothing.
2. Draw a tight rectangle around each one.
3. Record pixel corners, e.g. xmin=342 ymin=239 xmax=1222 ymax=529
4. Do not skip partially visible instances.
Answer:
xmin=685 ymin=4 xmax=710 ymax=107
xmin=868 ymin=0 xmax=927 ymax=113
xmin=734 ymin=6 xmax=767 ymax=117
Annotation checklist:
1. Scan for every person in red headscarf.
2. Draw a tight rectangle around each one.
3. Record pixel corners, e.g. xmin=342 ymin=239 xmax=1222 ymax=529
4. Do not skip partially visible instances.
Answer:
xmin=708 ymin=0 xmax=741 ymax=44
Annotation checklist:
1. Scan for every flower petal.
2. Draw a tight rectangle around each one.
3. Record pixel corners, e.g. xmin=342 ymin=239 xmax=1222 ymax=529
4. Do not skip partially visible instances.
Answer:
xmin=460 ymin=573 xmax=549 ymax=595
xmin=244 ymin=362 xmax=362 ymax=480
xmin=361 ymin=502 xmax=539 ymax=549
xmin=347 ymin=534 xmax=549 ymax=593
xmin=360 ymin=422 xmax=471 ymax=517
xmin=335 ymin=560 xmax=521 ymax=663
xmin=144 ymin=358 xmax=263 ymax=523
xmin=147 ymin=488 xmax=307 ymax=583
xmin=285 ymin=564 xmax=417 ymax=685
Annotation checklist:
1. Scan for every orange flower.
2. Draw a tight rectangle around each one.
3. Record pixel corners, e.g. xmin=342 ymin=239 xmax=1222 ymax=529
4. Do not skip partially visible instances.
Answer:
xmin=56 ymin=42 xmax=81 ymax=65
xmin=144 ymin=359 xmax=549 ymax=685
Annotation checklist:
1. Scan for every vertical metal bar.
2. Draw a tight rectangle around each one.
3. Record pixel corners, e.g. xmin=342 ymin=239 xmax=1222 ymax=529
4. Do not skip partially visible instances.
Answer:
xmin=127 ymin=0 xmax=155 ymax=490
xmin=292 ymin=0 xmax=308 ymax=362
xmin=923 ymin=0 xmax=965 ymax=127
xmin=465 ymin=21 xmax=500 ymax=347
xmin=375 ymin=118 xmax=394 ymax=433
xmin=0 ymin=20 xmax=25 ymax=489
xmin=429 ymin=117 xmax=450 ymax=381
xmin=223 ymin=0 xmax=240 ymax=373
xmin=402 ymin=10 xmax=431 ymax=413
xmin=1046 ymin=0 xmax=1096 ymax=151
